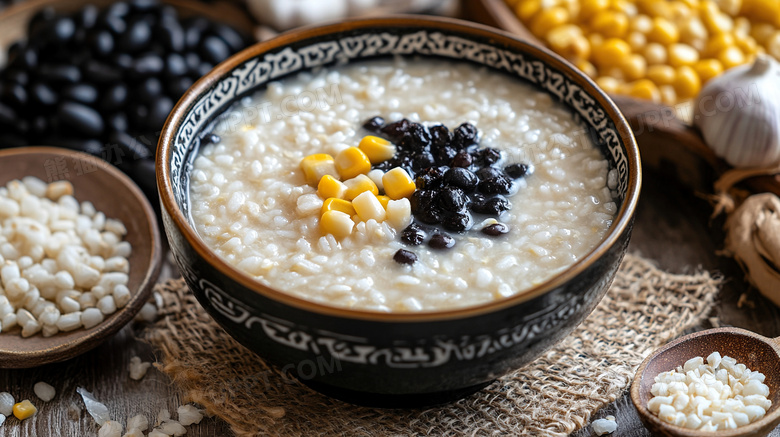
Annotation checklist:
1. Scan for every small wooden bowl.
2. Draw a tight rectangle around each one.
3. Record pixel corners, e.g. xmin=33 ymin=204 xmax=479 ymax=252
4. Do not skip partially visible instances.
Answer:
xmin=631 ymin=327 xmax=780 ymax=437
xmin=0 ymin=147 xmax=162 ymax=368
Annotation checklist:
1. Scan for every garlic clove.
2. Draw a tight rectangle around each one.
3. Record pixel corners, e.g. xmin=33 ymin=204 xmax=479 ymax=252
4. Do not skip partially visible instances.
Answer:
xmin=694 ymin=55 xmax=780 ymax=168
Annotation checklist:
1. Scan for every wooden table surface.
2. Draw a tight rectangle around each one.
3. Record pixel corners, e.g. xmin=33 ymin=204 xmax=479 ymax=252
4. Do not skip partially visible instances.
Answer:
xmin=2 ymin=167 xmax=780 ymax=437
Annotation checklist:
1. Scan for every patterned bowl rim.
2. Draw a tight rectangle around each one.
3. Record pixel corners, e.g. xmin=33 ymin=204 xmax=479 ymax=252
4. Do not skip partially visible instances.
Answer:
xmin=157 ymin=15 xmax=642 ymax=322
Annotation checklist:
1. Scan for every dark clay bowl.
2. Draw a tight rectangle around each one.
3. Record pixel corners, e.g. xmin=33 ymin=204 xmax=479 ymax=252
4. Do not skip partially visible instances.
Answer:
xmin=157 ymin=16 xmax=642 ymax=407
xmin=631 ymin=327 xmax=780 ymax=437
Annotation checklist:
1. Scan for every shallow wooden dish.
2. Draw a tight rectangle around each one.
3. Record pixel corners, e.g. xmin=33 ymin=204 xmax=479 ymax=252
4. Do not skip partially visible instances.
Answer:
xmin=631 ymin=327 xmax=780 ymax=437
xmin=0 ymin=147 xmax=162 ymax=368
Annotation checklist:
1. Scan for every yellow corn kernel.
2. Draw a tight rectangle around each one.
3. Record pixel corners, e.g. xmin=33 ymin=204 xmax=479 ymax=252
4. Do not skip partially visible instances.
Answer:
xmin=620 ymin=54 xmax=647 ymax=81
xmin=630 ymin=14 xmax=654 ymax=34
xmin=680 ymin=0 xmax=701 ymax=9
xmin=673 ymin=66 xmax=701 ymax=99
xmin=343 ymin=174 xmax=379 ymax=201
xmin=680 ymin=17 xmax=708 ymax=48
xmin=627 ymin=31 xmax=647 ymax=51
xmin=735 ymin=34 xmax=759 ymax=55
xmin=704 ymin=33 xmax=735 ymax=57
xmin=643 ymin=42 xmax=668 ymax=65
xmin=382 ymin=167 xmax=416 ymax=200
xmin=750 ymin=23 xmax=777 ymax=45
xmin=659 ymin=84 xmax=678 ymax=105
xmin=625 ymin=79 xmax=661 ymax=102
xmin=321 ymin=197 xmax=356 ymax=216
xmin=646 ymin=64 xmax=677 ymax=85
xmin=317 ymin=175 xmax=347 ymax=200
xmin=352 ymin=191 xmax=386 ymax=223
xmin=593 ymin=38 xmax=632 ymax=68
xmin=300 ymin=154 xmax=338 ymax=185
xmin=702 ymin=2 xmax=734 ymax=34
xmin=376 ymin=195 xmax=391 ymax=209
xmin=575 ymin=59 xmax=598 ymax=78
xmin=530 ymin=7 xmax=570 ymax=38
xmin=595 ymin=76 xmax=622 ymax=94
xmin=740 ymin=0 xmax=780 ymax=26
xmin=515 ymin=0 xmax=542 ymax=22
xmin=335 ymin=147 xmax=371 ymax=180
xmin=590 ymin=11 xmax=629 ymax=38
xmin=668 ymin=3 xmax=694 ymax=23
xmin=668 ymin=43 xmax=700 ymax=67
xmin=578 ymin=0 xmax=610 ymax=21
xmin=718 ymin=46 xmax=745 ymax=69
xmin=717 ymin=0 xmax=742 ymax=15
xmin=546 ymin=25 xmax=591 ymax=60
xmin=693 ymin=59 xmax=724 ymax=82
xmin=648 ymin=17 xmax=680 ymax=45
xmin=637 ymin=0 xmax=672 ymax=17
xmin=588 ymin=33 xmax=605 ymax=51
xmin=358 ymin=136 xmax=396 ymax=164
xmin=320 ymin=210 xmax=354 ymax=239
xmin=13 ymin=400 xmax=37 ymax=420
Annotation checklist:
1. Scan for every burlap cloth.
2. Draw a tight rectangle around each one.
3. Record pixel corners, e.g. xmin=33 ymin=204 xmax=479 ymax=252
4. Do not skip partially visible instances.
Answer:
xmin=143 ymin=253 xmax=722 ymax=436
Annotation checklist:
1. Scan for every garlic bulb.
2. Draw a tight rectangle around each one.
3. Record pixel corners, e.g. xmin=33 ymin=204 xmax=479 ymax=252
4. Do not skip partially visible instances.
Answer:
xmin=694 ymin=55 xmax=780 ymax=168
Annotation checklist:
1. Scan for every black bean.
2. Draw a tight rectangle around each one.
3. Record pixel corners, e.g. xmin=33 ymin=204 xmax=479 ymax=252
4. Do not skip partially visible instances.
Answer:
xmin=505 ymin=163 xmax=530 ymax=179
xmin=482 ymin=223 xmax=509 ymax=236
xmin=434 ymin=146 xmax=456 ymax=165
xmin=362 ymin=116 xmax=384 ymax=133
xmin=195 ymin=62 xmax=213 ymax=77
xmin=103 ymin=14 xmax=127 ymax=34
xmin=148 ymin=96 xmax=173 ymax=128
xmin=28 ymin=7 xmax=56 ymax=36
xmin=451 ymin=150 xmax=472 ymax=168
xmin=412 ymin=151 xmax=435 ymax=171
xmin=444 ymin=167 xmax=479 ymax=192
xmin=58 ymin=102 xmax=104 ymax=136
xmin=475 ymin=167 xmax=503 ymax=180
xmin=132 ymin=53 xmax=164 ymax=76
xmin=62 ymin=83 xmax=98 ymax=104
xmin=453 ymin=122 xmax=478 ymax=148
xmin=415 ymin=166 xmax=445 ymax=190
xmin=52 ymin=17 xmax=76 ymax=41
xmin=166 ymin=76 xmax=193 ymax=97
xmin=429 ymin=124 xmax=451 ymax=148
xmin=106 ymin=2 xmax=130 ymax=18
xmin=410 ymin=189 xmax=437 ymax=213
xmin=164 ymin=53 xmax=187 ymax=77
xmin=406 ymin=123 xmax=431 ymax=148
xmin=381 ymin=118 xmax=411 ymax=141
xmin=437 ymin=187 xmax=467 ymax=211
xmin=109 ymin=129 xmax=151 ymax=161
xmin=31 ymin=116 xmax=48 ymax=135
xmin=184 ymin=17 xmax=209 ymax=49
xmin=38 ymin=64 xmax=81 ymax=83
xmin=212 ymin=24 xmax=246 ymax=52
xmin=428 ymin=233 xmax=455 ymax=250
xmin=107 ymin=112 xmax=128 ymax=132
xmin=470 ymin=196 xmax=511 ymax=215
xmin=100 ymin=84 xmax=128 ymax=111
xmin=131 ymin=0 xmax=159 ymax=12
xmin=199 ymin=36 xmax=230 ymax=64
xmin=128 ymin=103 xmax=149 ymax=128
xmin=135 ymin=77 xmax=162 ymax=101
xmin=401 ymin=223 xmax=426 ymax=246
xmin=119 ymin=19 xmax=152 ymax=52
xmin=157 ymin=18 xmax=185 ymax=52
xmin=83 ymin=60 xmax=123 ymax=82
xmin=31 ymin=83 xmax=57 ymax=106
xmin=78 ymin=4 xmax=100 ymax=29
xmin=0 ymin=102 xmax=16 ymax=125
xmin=184 ymin=52 xmax=201 ymax=72
xmin=478 ymin=147 xmax=502 ymax=165
xmin=202 ymin=133 xmax=221 ymax=145
xmin=443 ymin=211 xmax=472 ymax=232
xmin=4 ymin=83 xmax=27 ymax=107
xmin=112 ymin=53 xmax=133 ymax=69
xmin=19 ymin=48 xmax=38 ymax=69
xmin=477 ymin=175 xmax=513 ymax=195
xmin=4 ymin=69 xmax=28 ymax=86
xmin=393 ymin=249 xmax=417 ymax=265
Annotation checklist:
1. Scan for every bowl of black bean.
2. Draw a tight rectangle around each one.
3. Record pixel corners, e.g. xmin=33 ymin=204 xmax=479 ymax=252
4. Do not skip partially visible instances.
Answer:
xmin=0 ymin=0 xmax=256 ymax=202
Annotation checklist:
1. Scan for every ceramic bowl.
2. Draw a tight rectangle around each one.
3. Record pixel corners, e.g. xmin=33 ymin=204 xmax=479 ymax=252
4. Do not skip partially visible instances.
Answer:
xmin=0 ymin=147 xmax=161 ymax=368
xmin=157 ymin=16 xmax=641 ymax=407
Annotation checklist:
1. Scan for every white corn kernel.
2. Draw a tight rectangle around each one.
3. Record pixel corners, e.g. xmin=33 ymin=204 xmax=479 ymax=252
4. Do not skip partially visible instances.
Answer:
xmin=128 ymin=356 xmax=152 ymax=381
xmin=33 ymin=382 xmax=56 ymax=402
xmin=177 ymin=405 xmax=203 ymax=426
xmin=0 ymin=392 xmax=15 ymax=416
xmin=81 ymin=308 xmax=105 ymax=329
xmin=113 ymin=285 xmax=131 ymax=308
xmin=97 ymin=296 xmax=117 ymax=315
xmin=352 ymin=192 xmax=386 ymax=222
xmin=126 ymin=414 xmax=149 ymax=431
xmin=56 ymin=312 xmax=82 ymax=332
xmin=386 ymin=198 xmax=412 ymax=229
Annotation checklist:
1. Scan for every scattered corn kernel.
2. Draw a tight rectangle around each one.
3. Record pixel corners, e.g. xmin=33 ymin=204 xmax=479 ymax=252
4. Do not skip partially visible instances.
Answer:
xmin=358 ymin=136 xmax=396 ymax=163
xmin=705 ymin=33 xmax=735 ymax=56
xmin=673 ymin=65 xmax=701 ymax=98
xmin=718 ymin=45 xmax=746 ymax=68
xmin=376 ymin=195 xmax=391 ymax=209
xmin=530 ymin=7 xmax=569 ymax=38
xmin=386 ymin=198 xmax=412 ymax=229
xmin=591 ymin=10 xmax=630 ymax=38
xmin=626 ymin=79 xmax=661 ymax=101
xmin=335 ymin=147 xmax=371 ymax=180
xmin=621 ymin=54 xmax=648 ymax=80
xmin=648 ymin=17 xmax=680 ymax=44
xmin=693 ymin=58 xmax=724 ymax=82
xmin=322 ymin=198 xmax=356 ymax=216
xmin=317 ymin=175 xmax=347 ymax=200
xmin=343 ymin=174 xmax=379 ymax=201
xmin=668 ymin=43 xmax=700 ymax=67
xmin=300 ymin=154 xmax=338 ymax=185
xmin=643 ymin=43 xmax=668 ymax=65
xmin=13 ymin=400 xmax=37 ymax=420
xmin=594 ymin=38 xmax=632 ymax=67
xmin=382 ymin=167 xmax=416 ymax=200
xmin=320 ymin=210 xmax=354 ymax=239
xmin=546 ymin=25 xmax=591 ymax=60
xmin=646 ymin=64 xmax=677 ymax=85
xmin=352 ymin=191 xmax=386 ymax=222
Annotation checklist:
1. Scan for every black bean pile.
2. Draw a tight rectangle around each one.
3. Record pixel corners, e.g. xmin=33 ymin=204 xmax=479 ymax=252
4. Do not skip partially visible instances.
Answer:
xmin=0 ymin=0 xmax=252 ymax=200
xmin=361 ymin=116 xmax=531 ymax=264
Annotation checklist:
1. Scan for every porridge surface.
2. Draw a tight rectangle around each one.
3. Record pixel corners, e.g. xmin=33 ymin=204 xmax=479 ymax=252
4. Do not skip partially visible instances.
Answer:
xmin=189 ymin=58 xmax=617 ymax=312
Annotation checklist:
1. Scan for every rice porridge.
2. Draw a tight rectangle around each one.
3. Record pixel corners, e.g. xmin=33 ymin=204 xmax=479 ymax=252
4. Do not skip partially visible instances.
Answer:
xmin=189 ymin=58 xmax=618 ymax=312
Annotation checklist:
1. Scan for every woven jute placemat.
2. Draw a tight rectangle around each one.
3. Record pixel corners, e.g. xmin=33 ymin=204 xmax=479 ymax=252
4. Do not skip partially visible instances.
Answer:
xmin=143 ymin=254 xmax=721 ymax=436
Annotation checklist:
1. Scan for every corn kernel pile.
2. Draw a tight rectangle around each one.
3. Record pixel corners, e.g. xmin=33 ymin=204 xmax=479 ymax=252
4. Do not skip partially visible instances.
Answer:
xmin=299 ymin=136 xmax=414 ymax=239
xmin=509 ymin=0 xmax=780 ymax=104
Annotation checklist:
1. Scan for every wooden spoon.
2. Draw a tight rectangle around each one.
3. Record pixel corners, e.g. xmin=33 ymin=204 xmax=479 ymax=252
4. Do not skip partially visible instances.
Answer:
xmin=631 ymin=327 xmax=780 ymax=437
xmin=0 ymin=147 xmax=161 ymax=368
